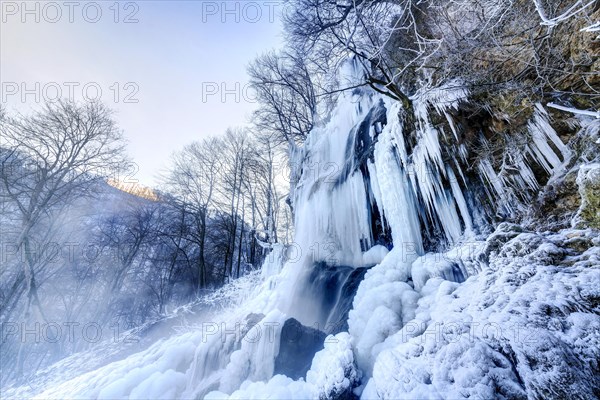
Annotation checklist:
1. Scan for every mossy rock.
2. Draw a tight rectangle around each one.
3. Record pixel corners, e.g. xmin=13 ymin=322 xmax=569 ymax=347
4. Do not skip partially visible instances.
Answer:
xmin=575 ymin=164 xmax=600 ymax=228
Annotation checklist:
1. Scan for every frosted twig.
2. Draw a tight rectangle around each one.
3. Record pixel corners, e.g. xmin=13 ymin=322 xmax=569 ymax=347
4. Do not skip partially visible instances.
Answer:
xmin=547 ymin=102 xmax=600 ymax=118
xmin=532 ymin=0 xmax=595 ymax=27
xmin=581 ymin=21 xmax=600 ymax=32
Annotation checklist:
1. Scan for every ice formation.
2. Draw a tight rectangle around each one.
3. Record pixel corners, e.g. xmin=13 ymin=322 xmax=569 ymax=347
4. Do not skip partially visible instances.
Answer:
xmin=6 ymin=60 xmax=599 ymax=400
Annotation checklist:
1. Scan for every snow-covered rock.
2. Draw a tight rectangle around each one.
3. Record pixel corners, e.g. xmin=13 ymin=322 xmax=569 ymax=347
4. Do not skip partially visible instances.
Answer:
xmin=364 ymin=227 xmax=600 ymax=399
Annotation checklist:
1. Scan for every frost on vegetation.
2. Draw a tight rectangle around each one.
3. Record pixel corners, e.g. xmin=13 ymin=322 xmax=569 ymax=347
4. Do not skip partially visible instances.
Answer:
xmin=195 ymin=269 xmax=263 ymax=310
xmin=581 ymin=21 xmax=600 ymax=32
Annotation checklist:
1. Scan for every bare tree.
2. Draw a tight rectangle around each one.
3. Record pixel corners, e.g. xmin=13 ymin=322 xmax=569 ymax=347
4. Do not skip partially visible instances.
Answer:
xmin=248 ymin=51 xmax=318 ymax=145
xmin=217 ymin=129 xmax=250 ymax=280
xmin=96 ymin=200 xmax=161 ymax=326
xmin=244 ymin=130 xmax=285 ymax=249
xmin=283 ymin=0 xmax=599 ymax=109
xmin=283 ymin=0 xmax=416 ymax=105
xmin=0 ymin=100 xmax=126 ymax=322
xmin=164 ymin=138 xmax=221 ymax=290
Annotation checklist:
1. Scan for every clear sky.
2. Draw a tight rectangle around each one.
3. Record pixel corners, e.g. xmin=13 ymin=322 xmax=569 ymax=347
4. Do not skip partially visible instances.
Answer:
xmin=1 ymin=0 xmax=285 ymax=185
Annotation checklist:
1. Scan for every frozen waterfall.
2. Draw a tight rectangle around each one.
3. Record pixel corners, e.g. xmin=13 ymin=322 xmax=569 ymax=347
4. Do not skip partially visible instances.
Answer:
xmin=13 ymin=59 xmax=577 ymax=400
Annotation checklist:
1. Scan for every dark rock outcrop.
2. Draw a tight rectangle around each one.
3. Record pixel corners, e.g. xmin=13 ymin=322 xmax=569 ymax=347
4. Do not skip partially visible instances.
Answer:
xmin=274 ymin=318 xmax=326 ymax=380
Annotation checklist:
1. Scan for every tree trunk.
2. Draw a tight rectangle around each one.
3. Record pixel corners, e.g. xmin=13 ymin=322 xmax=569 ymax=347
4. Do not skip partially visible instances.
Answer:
xmin=236 ymin=199 xmax=245 ymax=278
xmin=198 ymin=211 xmax=207 ymax=290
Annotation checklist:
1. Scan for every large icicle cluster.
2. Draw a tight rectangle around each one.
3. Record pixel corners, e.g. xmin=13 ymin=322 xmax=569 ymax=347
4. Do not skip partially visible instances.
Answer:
xmin=290 ymin=62 xmax=573 ymax=264
xmin=478 ymin=104 xmax=572 ymax=217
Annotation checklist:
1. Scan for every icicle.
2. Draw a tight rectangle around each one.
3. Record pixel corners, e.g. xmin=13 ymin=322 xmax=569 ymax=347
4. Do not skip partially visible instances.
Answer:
xmin=527 ymin=103 xmax=571 ymax=174
xmin=478 ymin=158 xmax=511 ymax=213
xmin=447 ymin=166 xmax=473 ymax=235
xmin=373 ymin=101 xmax=424 ymax=254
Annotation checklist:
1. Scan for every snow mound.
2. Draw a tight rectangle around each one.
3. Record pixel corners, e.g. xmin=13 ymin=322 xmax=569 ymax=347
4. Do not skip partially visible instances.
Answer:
xmin=307 ymin=332 xmax=359 ymax=398
xmin=363 ymin=226 xmax=600 ymax=399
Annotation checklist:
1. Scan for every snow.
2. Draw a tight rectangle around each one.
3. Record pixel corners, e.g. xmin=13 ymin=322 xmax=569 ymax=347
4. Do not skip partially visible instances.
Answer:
xmin=215 ymin=310 xmax=288 ymax=394
xmin=411 ymin=255 xmax=464 ymax=291
xmin=348 ymin=247 xmax=420 ymax=376
xmin=306 ymin=332 xmax=359 ymax=397
xmin=31 ymin=333 xmax=199 ymax=399
xmin=205 ymin=375 xmax=314 ymax=400
xmin=362 ymin=245 xmax=389 ymax=266
xmin=363 ymin=227 xmax=600 ymax=399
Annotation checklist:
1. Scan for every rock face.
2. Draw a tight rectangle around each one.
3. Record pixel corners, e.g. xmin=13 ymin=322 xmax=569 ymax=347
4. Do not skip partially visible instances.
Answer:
xmin=274 ymin=318 xmax=326 ymax=380
xmin=529 ymin=169 xmax=580 ymax=230
xmin=575 ymin=164 xmax=600 ymax=228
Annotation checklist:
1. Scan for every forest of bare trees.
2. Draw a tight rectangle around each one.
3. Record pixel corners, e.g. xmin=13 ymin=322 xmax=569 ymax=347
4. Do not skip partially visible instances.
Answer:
xmin=0 ymin=101 xmax=290 ymax=384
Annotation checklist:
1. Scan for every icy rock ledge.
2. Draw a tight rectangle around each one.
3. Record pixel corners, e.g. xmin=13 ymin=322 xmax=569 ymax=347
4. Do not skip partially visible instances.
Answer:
xmin=274 ymin=318 xmax=326 ymax=380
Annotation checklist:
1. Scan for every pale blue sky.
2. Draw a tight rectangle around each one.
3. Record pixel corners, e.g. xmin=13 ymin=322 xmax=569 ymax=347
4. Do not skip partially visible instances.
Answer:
xmin=1 ymin=1 xmax=285 ymax=185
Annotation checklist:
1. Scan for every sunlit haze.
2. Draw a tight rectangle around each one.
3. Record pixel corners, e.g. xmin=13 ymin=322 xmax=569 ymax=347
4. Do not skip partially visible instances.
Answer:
xmin=1 ymin=1 xmax=284 ymax=185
